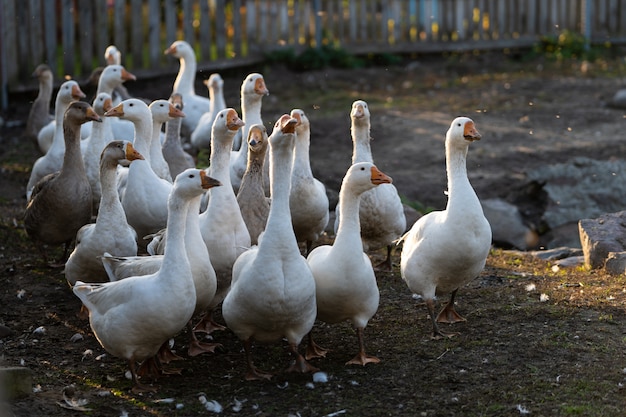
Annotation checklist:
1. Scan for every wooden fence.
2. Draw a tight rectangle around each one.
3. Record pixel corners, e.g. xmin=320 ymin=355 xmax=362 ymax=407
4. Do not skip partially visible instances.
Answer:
xmin=2 ymin=0 xmax=626 ymax=107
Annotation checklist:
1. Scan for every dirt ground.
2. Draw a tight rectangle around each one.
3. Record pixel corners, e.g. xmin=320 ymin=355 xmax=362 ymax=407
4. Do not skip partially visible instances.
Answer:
xmin=1 ymin=52 xmax=626 ymax=416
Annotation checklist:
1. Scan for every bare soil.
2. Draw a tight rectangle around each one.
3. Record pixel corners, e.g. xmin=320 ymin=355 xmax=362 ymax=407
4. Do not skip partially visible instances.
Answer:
xmin=1 ymin=52 xmax=626 ymax=417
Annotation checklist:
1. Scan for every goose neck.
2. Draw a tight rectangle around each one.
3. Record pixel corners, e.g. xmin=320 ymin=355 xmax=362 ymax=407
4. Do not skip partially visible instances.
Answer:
xmin=351 ymin=124 xmax=373 ymax=164
xmin=131 ymin=118 xmax=153 ymax=160
xmin=293 ymin=130 xmax=313 ymax=177
xmin=174 ymin=56 xmax=196 ymax=96
xmin=264 ymin=141 xmax=294 ymax=234
xmin=62 ymin=122 xmax=86 ymax=176
xmin=160 ymin=192 xmax=191 ymax=277
xmin=334 ymin=188 xmax=363 ymax=248
xmin=98 ymin=161 xmax=124 ymax=215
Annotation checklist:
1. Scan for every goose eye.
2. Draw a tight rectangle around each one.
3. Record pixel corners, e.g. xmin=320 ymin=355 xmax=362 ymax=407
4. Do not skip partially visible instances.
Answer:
xmin=360 ymin=166 xmax=365 ymax=171
xmin=188 ymin=174 xmax=195 ymax=178
xmin=220 ymin=114 xmax=224 ymax=118
xmin=457 ymin=123 xmax=461 ymax=126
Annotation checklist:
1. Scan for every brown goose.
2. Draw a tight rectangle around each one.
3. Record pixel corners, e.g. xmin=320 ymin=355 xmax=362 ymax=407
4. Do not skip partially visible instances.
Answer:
xmin=24 ymin=102 xmax=101 ymax=266
xmin=24 ymin=64 xmax=54 ymax=149
xmin=236 ymin=123 xmax=270 ymax=246
xmin=162 ymin=93 xmax=195 ymax=180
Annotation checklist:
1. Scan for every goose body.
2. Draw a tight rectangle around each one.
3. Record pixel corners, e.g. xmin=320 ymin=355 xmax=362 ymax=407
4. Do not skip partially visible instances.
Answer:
xmin=162 ymin=94 xmax=195 ymax=179
xmin=229 ymin=73 xmax=269 ymax=193
xmin=307 ymin=162 xmax=391 ymax=365
xmin=25 ymin=64 xmax=54 ymax=148
xmin=199 ymin=108 xmax=249 ymax=328
xmin=164 ymin=40 xmax=210 ymax=140
xmin=289 ymin=109 xmax=329 ymax=254
xmin=73 ymin=169 xmax=220 ymax=392
xmin=236 ymin=124 xmax=270 ymax=245
xmin=27 ymin=80 xmax=86 ymax=199
xmin=64 ymin=141 xmax=143 ymax=285
xmin=190 ymin=73 xmax=227 ymax=151
xmin=105 ymin=99 xmax=172 ymax=246
xmin=334 ymin=100 xmax=406 ymax=270
xmin=223 ymin=115 xmax=317 ymax=380
xmin=399 ymin=117 xmax=491 ymax=339
xmin=24 ymin=102 xmax=100 ymax=264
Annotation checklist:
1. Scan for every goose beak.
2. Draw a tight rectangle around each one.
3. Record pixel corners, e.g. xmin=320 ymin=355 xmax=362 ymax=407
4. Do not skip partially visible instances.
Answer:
xmin=463 ymin=121 xmax=481 ymax=141
xmin=227 ymin=109 xmax=245 ymax=130
xmin=168 ymin=103 xmax=185 ymax=118
xmin=121 ymin=68 xmax=136 ymax=82
xmin=85 ymin=106 xmax=102 ymax=123
xmin=370 ymin=165 xmax=392 ymax=185
xmin=290 ymin=110 xmax=302 ymax=126
xmin=124 ymin=142 xmax=144 ymax=161
xmin=254 ymin=78 xmax=269 ymax=96
xmin=102 ymin=97 xmax=113 ymax=113
xmin=200 ymin=170 xmax=222 ymax=189
xmin=351 ymin=104 xmax=365 ymax=119
xmin=72 ymin=85 xmax=86 ymax=100
xmin=104 ymin=103 xmax=124 ymax=118
xmin=164 ymin=45 xmax=176 ymax=55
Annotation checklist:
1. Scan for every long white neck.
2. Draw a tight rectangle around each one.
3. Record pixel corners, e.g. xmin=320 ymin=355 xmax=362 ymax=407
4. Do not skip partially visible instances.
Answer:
xmin=130 ymin=116 xmax=153 ymax=160
xmin=209 ymin=85 xmax=225 ymax=114
xmin=262 ymin=135 xmax=296 ymax=249
xmin=173 ymin=55 xmax=196 ymax=97
xmin=210 ymin=129 xmax=236 ymax=189
xmin=351 ymin=119 xmax=373 ymax=164
xmin=150 ymin=119 xmax=172 ymax=181
xmin=292 ymin=126 xmax=313 ymax=179
xmin=160 ymin=190 xmax=192 ymax=281
xmin=49 ymin=98 xmax=71 ymax=154
xmin=333 ymin=183 xmax=363 ymax=251
xmin=445 ymin=141 xmax=480 ymax=216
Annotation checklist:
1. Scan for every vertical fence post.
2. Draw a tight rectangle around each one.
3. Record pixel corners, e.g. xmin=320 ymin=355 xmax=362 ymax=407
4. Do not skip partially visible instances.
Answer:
xmin=314 ymin=0 xmax=322 ymax=48
xmin=581 ymin=0 xmax=591 ymax=48
xmin=0 ymin=3 xmax=7 ymax=111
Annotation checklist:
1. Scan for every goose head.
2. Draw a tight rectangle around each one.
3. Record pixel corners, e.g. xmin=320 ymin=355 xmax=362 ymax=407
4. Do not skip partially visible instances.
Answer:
xmin=101 ymin=140 xmax=144 ymax=167
xmin=149 ymin=99 xmax=186 ymax=124
xmin=213 ymin=108 xmax=244 ymax=136
xmin=58 ymin=80 xmax=86 ymax=104
xmin=174 ymin=168 xmax=222 ymax=200
xmin=247 ymin=124 xmax=268 ymax=154
xmin=351 ymin=100 xmax=370 ymax=125
xmin=104 ymin=98 xmax=150 ymax=122
xmin=448 ymin=117 xmax=482 ymax=145
xmin=169 ymin=93 xmax=184 ymax=111
xmin=99 ymin=65 xmax=136 ymax=90
xmin=104 ymin=45 xmax=122 ymax=66
xmin=164 ymin=40 xmax=194 ymax=59
xmin=92 ymin=93 xmax=113 ymax=116
xmin=204 ymin=73 xmax=223 ymax=90
xmin=65 ymin=101 xmax=102 ymax=126
xmin=345 ymin=162 xmax=393 ymax=195
xmin=242 ymin=73 xmax=269 ymax=97
xmin=32 ymin=64 xmax=53 ymax=83
xmin=289 ymin=109 xmax=310 ymax=135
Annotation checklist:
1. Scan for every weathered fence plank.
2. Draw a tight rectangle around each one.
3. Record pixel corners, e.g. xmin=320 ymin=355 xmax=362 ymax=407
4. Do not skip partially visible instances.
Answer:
xmin=3 ymin=0 xmax=626 ymax=106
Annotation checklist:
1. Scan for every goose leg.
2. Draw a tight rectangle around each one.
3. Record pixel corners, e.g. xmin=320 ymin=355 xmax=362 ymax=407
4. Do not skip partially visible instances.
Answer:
xmin=130 ymin=359 xmax=158 ymax=393
xmin=286 ymin=342 xmax=319 ymax=374
xmin=436 ymin=289 xmax=466 ymax=324
xmin=425 ymin=298 xmax=459 ymax=340
xmin=305 ymin=331 xmax=328 ymax=360
xmin=374 ymin=245 xmax=393 ymax=271
xmin=187 ymin=321 xmax=222 ymax=357
xmin=346 ymin=327 xmax=380 ymax=366
xmin=243 ymin=338 xmax=272 ymax=381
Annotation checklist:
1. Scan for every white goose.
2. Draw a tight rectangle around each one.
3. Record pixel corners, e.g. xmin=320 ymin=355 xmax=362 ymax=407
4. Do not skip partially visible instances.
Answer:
xmin=222 ymin=115 xmax=318 ymax=381
xmin=164 ymin=40 xmax=210 ymax=139
xmin=149 ymin=99 xmax=184 ymax=182
xmin=289 ymin=109 xmax=329 ymax=255
xmin=65 ymin=141 xmax=144 ymax=286
xmin=105 ymin=99 xmax=172 ymax=247
xmin=27 ymin=80 xmax=86 ymax=199
xmin=101 ymin=166 xmax=220 ymax=356
xmin=335 ymin=100 xmax=406 ymax=270
xmin=236 ymin=124 xmax=270 ymax=246
xmin=190 ymin=73 xmax=227 ymax=151
xmin=162 ymin=94 xmax=195 ymax=179
xmin=25 ymin=64 xmax=54 ymax=148
xmin=399 ymin=117 xmax=491 ymax=339
xmin=104 ymin=45 xmax=132 ymax=103
xmin=306 ymin=162 xmax=391 ymax=365
xmin=73 ymin=169 xmax=221 ymax=393
xmin=81 ymin=92 xmax=115 ymax=213
xmin=198 ymin=108 xmax=248 ymax=333
xmin=229 ymin=73 xmax=269 ymax=193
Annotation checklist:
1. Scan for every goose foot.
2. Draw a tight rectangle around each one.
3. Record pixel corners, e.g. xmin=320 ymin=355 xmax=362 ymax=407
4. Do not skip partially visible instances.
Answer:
xmin=374 ymin=245 xmax=394 ymax=272
xmin=305 ymin=333 xmax=328 ymax=360
xmin=157 ymin=341 xmax=184 ymax=364
xmin=436 ymin=289 xmax=466 ymax=324
xmin=192 ymin=312 xmax=226 ymax=334
xmin=188 ymin=340 xmax=222 ymax=357
xmin=287 ymin=343 xmax=318 ymax=374
xmin=243 ymin=338 xmax=272 ymax=381
xmin=345 ymin=328 xmax=380 ymax=365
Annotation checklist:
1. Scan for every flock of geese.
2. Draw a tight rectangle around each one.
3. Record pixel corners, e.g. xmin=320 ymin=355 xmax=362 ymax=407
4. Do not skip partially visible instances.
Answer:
xmin=21 ymin=41 xmax=492 ymax=392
